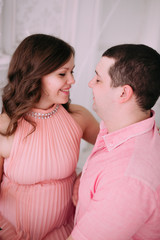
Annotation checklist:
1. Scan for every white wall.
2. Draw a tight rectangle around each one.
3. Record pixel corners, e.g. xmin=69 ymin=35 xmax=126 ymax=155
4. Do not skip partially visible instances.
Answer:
xmin=0 ymin=0 xmax=160 ymax=167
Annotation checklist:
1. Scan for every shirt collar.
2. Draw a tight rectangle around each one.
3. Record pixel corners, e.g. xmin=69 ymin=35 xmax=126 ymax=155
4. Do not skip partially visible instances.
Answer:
xmin=101 ymin=110 xmax=155 ymax=152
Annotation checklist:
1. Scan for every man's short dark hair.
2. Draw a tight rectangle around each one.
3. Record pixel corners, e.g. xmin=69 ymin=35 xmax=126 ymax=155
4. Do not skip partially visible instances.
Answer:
xmin=103 ymin=44 xmax=160 ymax=110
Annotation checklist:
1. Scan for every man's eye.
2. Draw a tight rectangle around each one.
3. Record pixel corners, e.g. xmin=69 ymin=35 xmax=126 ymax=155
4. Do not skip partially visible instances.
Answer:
xmin=59 ymin=73 xmax=65 ymax=76
xmin=71 ymin=71 xmax=74 ymax=75
xmin=96 ymin=79 xmax=100 ymax=82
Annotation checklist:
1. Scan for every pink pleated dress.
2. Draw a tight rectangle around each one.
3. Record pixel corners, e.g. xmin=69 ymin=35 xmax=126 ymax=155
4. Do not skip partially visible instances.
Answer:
xmin=0 ymin=104 xmax=82 ymax=240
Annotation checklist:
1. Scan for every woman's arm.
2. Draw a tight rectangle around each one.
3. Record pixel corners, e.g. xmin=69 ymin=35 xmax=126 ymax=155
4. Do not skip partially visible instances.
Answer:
xmin=0 ymin=113 xmax=11 ymax=184
xmin=70 ymin=105 xmax=99 ymax=207
xmin=70 ymin=104 xmax=99 ymax=144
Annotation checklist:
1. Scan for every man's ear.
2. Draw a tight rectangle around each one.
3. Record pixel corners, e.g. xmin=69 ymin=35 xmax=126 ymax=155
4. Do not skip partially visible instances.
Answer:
xmin=119 ymin=85 xmax=133 ymax=103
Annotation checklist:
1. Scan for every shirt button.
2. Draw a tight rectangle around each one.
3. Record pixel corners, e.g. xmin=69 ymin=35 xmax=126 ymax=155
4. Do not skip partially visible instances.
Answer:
xmin=109 ymin=143 xmax=113 ymax=147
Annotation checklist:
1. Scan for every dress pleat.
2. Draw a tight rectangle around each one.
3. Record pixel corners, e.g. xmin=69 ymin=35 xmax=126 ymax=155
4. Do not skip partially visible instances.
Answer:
xmin=0 ymin=105 xmax=82 ymax=239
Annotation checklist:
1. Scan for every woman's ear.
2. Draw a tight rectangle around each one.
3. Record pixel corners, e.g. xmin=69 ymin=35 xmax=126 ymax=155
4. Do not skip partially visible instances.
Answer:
xmin=119 ymin=85 xmax=133 ymax=103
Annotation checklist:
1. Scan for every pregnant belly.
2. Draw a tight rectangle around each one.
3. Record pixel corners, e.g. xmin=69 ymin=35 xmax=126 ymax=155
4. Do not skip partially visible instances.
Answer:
xmin=0 ymin=173 xmax=76 ymax=239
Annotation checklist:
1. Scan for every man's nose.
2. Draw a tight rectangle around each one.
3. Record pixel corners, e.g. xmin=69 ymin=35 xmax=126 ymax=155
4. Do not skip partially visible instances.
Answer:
xmin=88 ymin=76 xmax=95 ymax=88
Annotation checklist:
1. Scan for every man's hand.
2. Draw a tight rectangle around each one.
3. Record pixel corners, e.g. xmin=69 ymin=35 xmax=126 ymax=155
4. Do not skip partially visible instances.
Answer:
xmin=0 ymin=157 xmax=4 ymax=183
xmin=72 ymin=172 xmax=81 ymax=206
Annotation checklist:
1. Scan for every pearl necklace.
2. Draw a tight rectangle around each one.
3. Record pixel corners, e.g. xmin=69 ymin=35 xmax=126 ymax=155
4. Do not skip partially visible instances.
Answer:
xmin=27 ymin=104 xmax=59 ymax=119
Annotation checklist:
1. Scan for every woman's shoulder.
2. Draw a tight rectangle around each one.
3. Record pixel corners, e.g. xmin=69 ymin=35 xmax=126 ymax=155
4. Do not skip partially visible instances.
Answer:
xmin=69 ymin=103 xmax=83 ymax=111
xmin=69 ymin=104 xmax=92 ymax=117
xmin=0 ymin=113 xmax=10 ymax=134
xmin=69 ymin=104 xmax=94 ymax=124
xmin=0 ymin=113 xmax=13 ymax=158
xmin=69 ymin=104 xmax=87 ymax=128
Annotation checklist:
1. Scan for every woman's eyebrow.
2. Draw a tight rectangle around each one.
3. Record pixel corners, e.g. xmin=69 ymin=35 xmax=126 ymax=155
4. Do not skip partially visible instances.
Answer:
xmin=60 ymin=65 xmax=75 ymax=70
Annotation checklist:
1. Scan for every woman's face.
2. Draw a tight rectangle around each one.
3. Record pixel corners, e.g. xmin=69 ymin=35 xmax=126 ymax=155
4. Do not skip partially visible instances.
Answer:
xmin=36 ymin=55 xmax=75 ymax=109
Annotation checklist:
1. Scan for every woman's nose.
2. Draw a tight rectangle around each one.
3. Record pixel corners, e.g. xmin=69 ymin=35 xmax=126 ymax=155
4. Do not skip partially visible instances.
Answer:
xmin=67 ymin=75 xmax=75 ymax=85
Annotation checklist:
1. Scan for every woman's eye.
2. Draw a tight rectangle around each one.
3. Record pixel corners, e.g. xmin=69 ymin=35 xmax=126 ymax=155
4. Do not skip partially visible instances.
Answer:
xmin=71 ymin=71 xmax=74 ymax=75
xmin=59 ymin=73 xmax=65 ymax=76
xmin=96 ymin=79 xmax=100 ymax=83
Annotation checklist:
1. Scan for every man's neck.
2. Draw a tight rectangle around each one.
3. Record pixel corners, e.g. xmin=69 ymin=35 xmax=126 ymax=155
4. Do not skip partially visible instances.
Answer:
xmin=103 ymin=109 xmax=151 ymax=133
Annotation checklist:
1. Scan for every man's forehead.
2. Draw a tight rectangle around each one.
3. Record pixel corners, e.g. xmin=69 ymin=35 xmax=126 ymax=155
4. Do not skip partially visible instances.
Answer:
xmin=96 ymin=57 xmax=115 ymax=73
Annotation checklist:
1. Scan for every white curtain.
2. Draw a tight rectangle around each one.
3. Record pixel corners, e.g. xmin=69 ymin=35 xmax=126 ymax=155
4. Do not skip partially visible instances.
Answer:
xmin=60 ymin=0 xmax=160 ymax=125
xmin=0 ymin=0 xmax=160 ymax=167
xmin=0 ymin=0 xmax=160 ymax=128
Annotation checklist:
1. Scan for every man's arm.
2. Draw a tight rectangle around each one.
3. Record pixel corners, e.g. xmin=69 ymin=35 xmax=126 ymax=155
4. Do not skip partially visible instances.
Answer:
xmin=68 ymin=176 xmax=156 ymax=240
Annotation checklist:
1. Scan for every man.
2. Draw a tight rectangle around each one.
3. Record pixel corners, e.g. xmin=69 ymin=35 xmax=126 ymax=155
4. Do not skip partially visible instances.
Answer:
xmin=67 ymin=44 xmax=160 ymax=240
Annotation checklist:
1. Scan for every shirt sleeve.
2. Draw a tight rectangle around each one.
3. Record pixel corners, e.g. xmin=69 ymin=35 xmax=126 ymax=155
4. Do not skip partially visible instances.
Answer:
xmin=71 ymin=176 xmax=156 ymax=240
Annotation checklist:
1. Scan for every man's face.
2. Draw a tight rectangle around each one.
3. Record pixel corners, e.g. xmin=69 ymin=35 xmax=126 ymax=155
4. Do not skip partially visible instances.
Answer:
xmin=88 ymin=57 xmax=119 ymax=120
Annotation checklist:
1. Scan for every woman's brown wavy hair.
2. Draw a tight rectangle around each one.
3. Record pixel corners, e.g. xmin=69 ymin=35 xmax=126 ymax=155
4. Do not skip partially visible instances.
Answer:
xmin=1 ymin=34 xmax=75 ymax=136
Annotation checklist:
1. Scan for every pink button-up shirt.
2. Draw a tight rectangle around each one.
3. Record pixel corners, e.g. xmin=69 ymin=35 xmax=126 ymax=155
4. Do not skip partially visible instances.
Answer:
xmin=71 ymin=112 xmax=160 ymax=240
